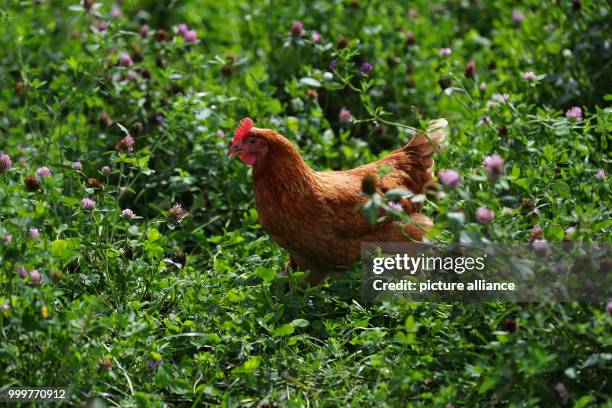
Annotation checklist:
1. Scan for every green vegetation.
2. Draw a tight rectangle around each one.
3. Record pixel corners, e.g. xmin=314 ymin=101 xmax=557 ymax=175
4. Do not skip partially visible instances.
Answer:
xmin=0 ymin=0 xmax=610 ymax=406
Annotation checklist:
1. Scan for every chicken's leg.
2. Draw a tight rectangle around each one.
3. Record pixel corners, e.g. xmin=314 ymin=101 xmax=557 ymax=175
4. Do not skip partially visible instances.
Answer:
xmin=279 ymin=256 xmax=297 ymax=277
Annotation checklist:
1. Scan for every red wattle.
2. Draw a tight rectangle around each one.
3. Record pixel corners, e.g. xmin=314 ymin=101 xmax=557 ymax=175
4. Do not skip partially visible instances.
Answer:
xmin=240 ymin=154 xmax=256 ymax=165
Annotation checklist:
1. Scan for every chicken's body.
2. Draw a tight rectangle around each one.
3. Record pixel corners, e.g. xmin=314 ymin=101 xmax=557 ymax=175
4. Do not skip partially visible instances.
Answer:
xmin=230 ymin=119 xmax=448 ymax=284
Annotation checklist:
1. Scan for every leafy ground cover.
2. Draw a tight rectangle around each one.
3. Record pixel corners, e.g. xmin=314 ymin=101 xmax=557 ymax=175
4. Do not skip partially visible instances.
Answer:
xmin=0 ymin=0 xmax=610 ymax=406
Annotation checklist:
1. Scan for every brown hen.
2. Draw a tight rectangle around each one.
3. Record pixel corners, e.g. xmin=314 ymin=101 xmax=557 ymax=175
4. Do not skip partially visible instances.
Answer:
xmin=229 ymin=118 xmax=448 ymax=284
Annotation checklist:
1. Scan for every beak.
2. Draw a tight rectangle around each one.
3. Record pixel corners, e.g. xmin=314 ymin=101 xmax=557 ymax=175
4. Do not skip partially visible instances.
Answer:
xmin=228 ymin=144 xmax=242 ymax=159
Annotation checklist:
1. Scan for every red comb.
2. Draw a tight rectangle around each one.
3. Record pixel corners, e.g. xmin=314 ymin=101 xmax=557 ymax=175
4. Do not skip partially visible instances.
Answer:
xmin=233 ymin=117 xmax=253 ymax=145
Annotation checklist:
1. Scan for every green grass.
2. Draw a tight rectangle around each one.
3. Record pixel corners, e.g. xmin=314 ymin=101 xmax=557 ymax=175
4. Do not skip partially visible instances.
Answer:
xmin=0 ymin=0 xmax=610 ymax=406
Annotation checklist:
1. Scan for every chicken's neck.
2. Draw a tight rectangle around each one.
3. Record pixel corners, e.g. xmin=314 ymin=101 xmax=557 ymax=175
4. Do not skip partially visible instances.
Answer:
xmin=252 ymin=141 xmax=320 ymax=197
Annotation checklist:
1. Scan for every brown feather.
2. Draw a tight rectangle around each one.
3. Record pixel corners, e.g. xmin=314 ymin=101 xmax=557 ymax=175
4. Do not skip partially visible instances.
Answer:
xmin=248 ymin=121 xmax=447 ymax=284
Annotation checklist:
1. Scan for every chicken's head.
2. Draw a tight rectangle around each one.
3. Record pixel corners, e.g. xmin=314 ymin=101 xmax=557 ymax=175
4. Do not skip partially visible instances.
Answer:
xmin=228 ymin=117 xmax=268 ymax=165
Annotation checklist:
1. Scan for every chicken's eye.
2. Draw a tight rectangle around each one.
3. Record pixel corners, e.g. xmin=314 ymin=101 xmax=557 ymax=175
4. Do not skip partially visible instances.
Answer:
xmin=247 ymin=138 xmax=256 ymax=144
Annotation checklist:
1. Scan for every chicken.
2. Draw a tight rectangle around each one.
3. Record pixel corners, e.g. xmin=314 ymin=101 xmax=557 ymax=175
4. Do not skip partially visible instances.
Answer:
xmin=228 ymin=117 xmax=448 ymax=284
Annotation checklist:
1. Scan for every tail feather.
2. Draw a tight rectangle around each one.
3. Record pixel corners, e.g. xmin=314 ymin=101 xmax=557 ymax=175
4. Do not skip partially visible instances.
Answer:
xmin=406 ymin=118 xmax=448 ymax=155
xmin=401 ymin=118 xmax=448 ymax=193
